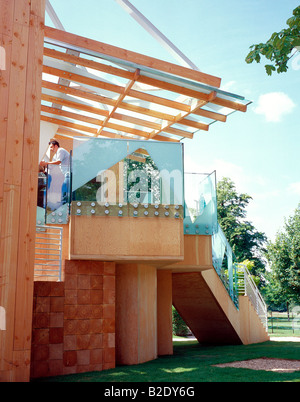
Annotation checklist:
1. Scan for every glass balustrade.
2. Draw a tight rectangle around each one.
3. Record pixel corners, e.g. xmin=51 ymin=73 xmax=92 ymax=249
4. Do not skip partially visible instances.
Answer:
xmin=71 ymin=137 xmax=184 ymax=218
xmin=183 ymin=171 xmax=239 ymax=308
xmin=36 ymin=159 xmax=72 ymax=226
xmin=212 ymin=224 xmax=239 ymax=308
xmin=183 ymin=171 xmax=218 ymax=235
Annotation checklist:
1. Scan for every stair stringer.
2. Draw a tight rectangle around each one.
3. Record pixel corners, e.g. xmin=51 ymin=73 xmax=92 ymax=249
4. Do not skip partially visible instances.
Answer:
xmin=173 ymin=269 xmax=269 ymax=345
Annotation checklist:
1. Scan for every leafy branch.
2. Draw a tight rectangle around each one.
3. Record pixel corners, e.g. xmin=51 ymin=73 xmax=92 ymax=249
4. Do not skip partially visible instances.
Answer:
xmin=245 ymin=6 xmax=300 ymax=75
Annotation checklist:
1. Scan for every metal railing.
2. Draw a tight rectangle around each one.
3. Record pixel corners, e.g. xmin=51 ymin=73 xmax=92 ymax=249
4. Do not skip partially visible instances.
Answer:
xmin=34 ymin=225 xmax=63 ymax=281
xmin=211 ymin=224 xmax=268 ymax=330
xmin=238 ymin=264 xmax=268 ymax=329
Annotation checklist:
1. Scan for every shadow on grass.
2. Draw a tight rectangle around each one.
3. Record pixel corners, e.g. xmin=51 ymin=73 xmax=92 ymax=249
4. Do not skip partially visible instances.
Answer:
xmin=33 ymin=340 xmax=300 ymax=383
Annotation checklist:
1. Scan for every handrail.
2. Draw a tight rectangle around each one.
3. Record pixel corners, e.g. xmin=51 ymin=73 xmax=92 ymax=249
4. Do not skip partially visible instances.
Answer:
xmin=238 ymin=265 xmax=268 ymax=329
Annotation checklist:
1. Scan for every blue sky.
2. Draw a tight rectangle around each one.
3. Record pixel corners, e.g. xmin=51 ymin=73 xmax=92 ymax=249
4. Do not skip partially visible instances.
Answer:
xmin=46 ymin=0 xmax=300 ymax=241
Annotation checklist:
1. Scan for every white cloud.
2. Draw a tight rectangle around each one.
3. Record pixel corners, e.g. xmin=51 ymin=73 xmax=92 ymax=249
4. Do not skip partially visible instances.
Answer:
xmin=253 ymin=92 xmax=296 ymax=122
xmin=221 ymin=80 xmax=236 ymax=91
xmin=287 ymin=182 xmax=300 ymax=195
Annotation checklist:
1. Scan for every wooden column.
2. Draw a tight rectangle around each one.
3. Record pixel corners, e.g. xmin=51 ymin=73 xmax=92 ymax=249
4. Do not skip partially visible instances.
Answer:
xmin=0 ymin=0 xmax=45 ymax=382
xmin=115 ymin=264 xmax=157 ymax=365
xmin=157 ymin=270 xmax=173 ymax=356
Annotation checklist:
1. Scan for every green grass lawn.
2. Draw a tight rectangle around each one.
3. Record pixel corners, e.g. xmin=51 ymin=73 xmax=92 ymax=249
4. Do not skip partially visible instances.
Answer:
xmin=35 ymin=339 xmax=300 ymax=383
xmin=268 ymin=311 xmax=300 ymax=337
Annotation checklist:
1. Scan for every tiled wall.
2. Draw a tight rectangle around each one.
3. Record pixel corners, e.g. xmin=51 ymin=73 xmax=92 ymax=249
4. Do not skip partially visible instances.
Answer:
xmin=31 ymin=261 xmax=115 ymax=379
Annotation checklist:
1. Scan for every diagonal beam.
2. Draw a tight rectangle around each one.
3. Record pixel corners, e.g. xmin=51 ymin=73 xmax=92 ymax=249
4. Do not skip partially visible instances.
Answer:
xmin=114 ymin=0 xmax=200 ymax=71
xmin=97 ymin=69 xmax=141 ymax=136
xmin=150 ymin=91 xmax=217 ymax=139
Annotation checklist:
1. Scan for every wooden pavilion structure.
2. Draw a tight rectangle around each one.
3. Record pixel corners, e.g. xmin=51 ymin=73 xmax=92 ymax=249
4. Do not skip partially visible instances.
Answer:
xmin=0 ymin=1 xmax=267 ymax=382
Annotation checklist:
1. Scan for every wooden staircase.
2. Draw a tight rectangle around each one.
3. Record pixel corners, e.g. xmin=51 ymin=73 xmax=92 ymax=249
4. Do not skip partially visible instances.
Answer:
xmin=172 ymin=268 xmax=270 ymax=345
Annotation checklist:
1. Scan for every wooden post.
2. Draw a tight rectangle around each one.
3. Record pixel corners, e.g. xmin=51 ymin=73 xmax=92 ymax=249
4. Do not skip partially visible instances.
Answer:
xmin=0 ymin=0 xmax=45 ymax=382
xmin=157 ymin=270 xmax=173 ymax=356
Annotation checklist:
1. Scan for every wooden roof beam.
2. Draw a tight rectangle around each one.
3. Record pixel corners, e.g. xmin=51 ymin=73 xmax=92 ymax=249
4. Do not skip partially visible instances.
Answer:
xmin=43 ymin=65 xmax=191 ymax=113
xmin=42 ymin=80 xmax=179 ymax=122
xmin=97 ymin=69 xmax=140 ymax=136
xmin=44 ymin=26 xmax=222 ymax=88
xmin=150 ymin=92 xmax=216 ymax=139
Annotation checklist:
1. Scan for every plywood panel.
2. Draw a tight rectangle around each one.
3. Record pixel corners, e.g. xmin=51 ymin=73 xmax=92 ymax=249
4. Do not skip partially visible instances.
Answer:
xmin=115 ymin=264 xmax=157 ymax=365
xmin=165 ymin=234 xmax=213 ymax=271
xmin=70 ymin=216 xmax=183 ymax=263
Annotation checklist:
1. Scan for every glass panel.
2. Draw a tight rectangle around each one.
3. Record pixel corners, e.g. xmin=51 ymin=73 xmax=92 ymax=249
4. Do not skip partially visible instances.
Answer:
xmin=183 ymin=171 xmax=217 ymax=234
xmin=212 ymin=224 xmax=239 ymax=308
xmin=36 ymin=158 xmax=72 ymax=226
xmin=72 ymin=137 xmax=184 ymax=209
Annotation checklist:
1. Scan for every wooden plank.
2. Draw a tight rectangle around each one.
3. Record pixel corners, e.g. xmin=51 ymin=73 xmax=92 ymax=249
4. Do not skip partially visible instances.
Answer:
xmin=212 ymin=97 xmax=247 ymax=112
xmin=118 ymin=101 xmax=176 ymax=122
xmin=178 ymin=118 xmax=209 ymax=131
xmin=127 ymin=88 xmax=190 ymax=112
xmin=0 ymin=0 xmax=46 ymax=381
xmin=42 ymin=80 xmax=181 ymax=122
xmin=0 ymin=0 xmax=14 ymax=37
xmin=193 ymin=108 xmax=227 ymax=122
xmin=43 ymin=64 xmax=124 ymax=96
xmin=0 ymin=33 xmax=12 ymax=232
xmin=21 ymin=12 xmax=45 ymax=174
xmin=97 ymin=69 xmax=140 ymax=136
xmin=4 ymin=22 xmax=29 ymax=186
xmin=111 ymin=112 xmax=161 ymax=130
xmin=151 ymin=100 xmax=208 ymax=139
xmin=40 ymin=115 xmax=98 ymax=135
xmin=44 ymin=46 xmax=133 ymax=80
xmin=0 ymin=184 xmax=21 ymax=372
xmin=163 ymin=126 xmax=194 ymax=139
xmin=13 ymin=0 xmax=30 ymax=26
xmin=104 ymin=121 xmax=150 ymax=138
xmin=41 ymin=93 xmax=110 ymax=117
xmin=43 ymin=65 xmax=190 ymax=113
xmin=42 ymin=80 xmax=117 ymax=107
xmin=41 ymin=104 xmax=104 ymax=126
xmin=136 ymin=75 xmax=212 ymax=101
xmin=14 ymin=9 xmax=45 ymax=353
xmin=44 ymin=26 xmax=222 ymax=88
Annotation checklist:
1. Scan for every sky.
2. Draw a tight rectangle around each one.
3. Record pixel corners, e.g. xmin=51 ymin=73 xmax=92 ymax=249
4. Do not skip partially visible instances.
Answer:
xmin=46 ymin=0 xmax=300 ymax=242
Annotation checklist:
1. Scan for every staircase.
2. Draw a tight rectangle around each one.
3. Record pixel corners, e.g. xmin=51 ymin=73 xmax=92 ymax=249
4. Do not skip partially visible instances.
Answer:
xmin=172 ymin=266 xmax=269 ymax=345
xmin=172 ymin=229 xmax=269 ymax=345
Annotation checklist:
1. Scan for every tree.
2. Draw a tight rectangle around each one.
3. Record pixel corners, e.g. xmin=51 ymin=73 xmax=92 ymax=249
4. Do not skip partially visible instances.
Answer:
xmin=266 ymin=205 xmax=300 ymax=305
xmin=216 ymin=177 xmax=267 ymax=277
xmin=245 ymin=5 xmax=300 ymax=75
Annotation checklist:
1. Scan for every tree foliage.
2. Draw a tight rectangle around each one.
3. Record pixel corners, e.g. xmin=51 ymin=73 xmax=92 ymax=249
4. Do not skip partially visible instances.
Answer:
xmin=266 ymin=205 xmax=300 ymax=305
xmin=216 ymin=177 xmax=267 ymax=277
xmin=245 ymin=6 xmax=300 ymax=75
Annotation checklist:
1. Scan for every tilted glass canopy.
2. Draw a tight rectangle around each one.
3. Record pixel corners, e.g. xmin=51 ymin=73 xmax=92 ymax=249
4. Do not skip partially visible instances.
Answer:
xmin=41 ymin=27 xmax=251 ymax=143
